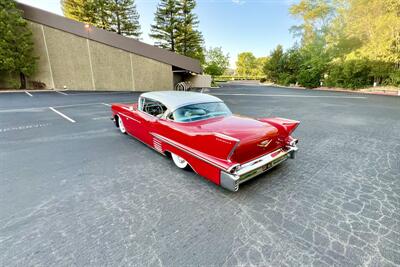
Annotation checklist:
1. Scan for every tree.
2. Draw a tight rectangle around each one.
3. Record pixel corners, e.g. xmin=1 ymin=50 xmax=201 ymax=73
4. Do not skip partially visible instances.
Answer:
xmin=150 ymin=0 xmax=180 ymax=51
xmin=289 ymin=0 xmax=336 ymax=45
xmin=176 ymin=0 xmax=204 ymax=62
xmin=263 ymin=0 xmax=400 ymax=89
xmin=0 ymin=0 xmax=36 ymax=88
xmin=61 ymin=0 xmax=99 ymax=26
xmin=254 ymin=57 xmax=268 ymax=76
xmin=264 ymin=45 xmax=284 ymax=82
xmin=340 ymin=0 xmax=400 ymax=64
xmin=203 ymin=47 xmax=230 ymax=77
xmin=110 ymin=0 xmax=141 ymax=37
xmin=61 ymin=0 xmax=141 ymax=38
xmin=236 ymin=52 xmax=257 ymax=76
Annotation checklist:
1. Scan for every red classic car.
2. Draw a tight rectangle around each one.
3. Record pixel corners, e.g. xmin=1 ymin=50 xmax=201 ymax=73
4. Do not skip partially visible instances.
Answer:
xmin=111 ymin=91 xmax=299 ymax=191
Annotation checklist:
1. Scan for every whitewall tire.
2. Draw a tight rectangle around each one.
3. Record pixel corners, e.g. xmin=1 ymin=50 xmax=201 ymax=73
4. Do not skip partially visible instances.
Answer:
xmin=118 ymin=116 xmax=126 ymax=134
xmin=171 ymin=153 xmax=188 ymax=169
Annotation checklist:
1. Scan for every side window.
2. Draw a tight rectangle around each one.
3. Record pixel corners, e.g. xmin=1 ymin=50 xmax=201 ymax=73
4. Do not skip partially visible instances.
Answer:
xmin=142 ymin=98 xmax=167 ymax=117
xmin=138 ymin=97 xmax=145 ymax=111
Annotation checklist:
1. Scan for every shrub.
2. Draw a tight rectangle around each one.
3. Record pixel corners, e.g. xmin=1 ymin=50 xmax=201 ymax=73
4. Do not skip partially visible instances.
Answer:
xmin=388 ymin=70 xmax=400 ymax=86
xmin=326 ymin=59 xmax=373 ymax=89
xmin=260 ymin=77 xmax=267 ymax=83
xmin=30 ymin=80 xmax=46 ymax=89
xmin=297 ymin=68 xmax=321 ymax=88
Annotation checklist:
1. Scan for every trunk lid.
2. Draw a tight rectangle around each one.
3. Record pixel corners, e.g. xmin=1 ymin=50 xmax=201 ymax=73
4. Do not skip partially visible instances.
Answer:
xmin=195 ymin=115 xmax=285 ymax=163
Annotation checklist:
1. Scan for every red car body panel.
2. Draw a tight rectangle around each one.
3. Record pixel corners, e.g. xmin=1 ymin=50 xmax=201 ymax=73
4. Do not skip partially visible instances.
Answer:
xmin=111 ymin=95 xmax=299 ymax=191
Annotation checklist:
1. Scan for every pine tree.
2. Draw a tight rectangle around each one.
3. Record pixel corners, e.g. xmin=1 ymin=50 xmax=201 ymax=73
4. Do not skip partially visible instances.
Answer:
xmin=0 ymin=0 xmax=36 ymax=88
xmin=149 ymin=0 xmax=180 ymax=51
xmin=176 ymin=0 xmax=204 ymax=62
xmin=61 ymin=0 xmax=141 ymax=38
xmin=110 ymin=0 xmax=141 ymax=38
xmin=61 ymin=0 xmax=99 ymax=26
xmin=95 ymin=0 xmax=112 ymax=30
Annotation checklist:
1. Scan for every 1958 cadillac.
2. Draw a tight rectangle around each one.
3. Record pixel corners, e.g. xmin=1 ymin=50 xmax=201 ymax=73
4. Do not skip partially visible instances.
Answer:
xmin=111 ymin=91 xmax=299 ymax=191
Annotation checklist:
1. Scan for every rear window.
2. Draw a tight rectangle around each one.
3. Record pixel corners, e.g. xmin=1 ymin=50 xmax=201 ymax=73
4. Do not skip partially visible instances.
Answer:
xmin=169 ymin=102 xmax=231 ymax=122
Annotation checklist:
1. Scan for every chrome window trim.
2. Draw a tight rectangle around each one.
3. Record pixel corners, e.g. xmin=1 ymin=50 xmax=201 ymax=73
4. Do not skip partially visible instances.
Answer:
xmin=138 ymin=97 xmax=167 ymax=119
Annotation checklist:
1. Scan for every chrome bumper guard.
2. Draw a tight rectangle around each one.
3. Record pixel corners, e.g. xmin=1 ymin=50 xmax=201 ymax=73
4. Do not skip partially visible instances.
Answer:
xmin=220 ymin=141 xmax=298 ymax=192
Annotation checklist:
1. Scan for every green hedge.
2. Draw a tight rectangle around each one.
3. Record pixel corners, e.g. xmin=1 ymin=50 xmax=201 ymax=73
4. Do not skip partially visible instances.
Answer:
xmin=214 ymin=76 xmax=266 ymax=82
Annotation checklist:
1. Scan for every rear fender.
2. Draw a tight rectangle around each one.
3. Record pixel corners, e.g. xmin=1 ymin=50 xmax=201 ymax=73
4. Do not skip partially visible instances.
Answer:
xmin=258 ymin=117 xmax=300 ymax=135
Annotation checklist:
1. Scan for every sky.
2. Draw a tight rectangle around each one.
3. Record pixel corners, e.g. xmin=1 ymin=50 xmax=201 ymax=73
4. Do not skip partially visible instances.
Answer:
xmin=18 ymin=0 xmax=300 ymax=68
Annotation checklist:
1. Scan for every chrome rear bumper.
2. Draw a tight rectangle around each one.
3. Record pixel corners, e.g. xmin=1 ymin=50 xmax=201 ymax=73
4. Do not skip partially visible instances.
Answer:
xmin=220 ymin=142 xmax=298 ymax=191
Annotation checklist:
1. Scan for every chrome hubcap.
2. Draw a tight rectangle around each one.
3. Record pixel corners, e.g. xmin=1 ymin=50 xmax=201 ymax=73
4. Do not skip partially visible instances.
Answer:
xmin=119 ymin=117 xmax=125 ymax=132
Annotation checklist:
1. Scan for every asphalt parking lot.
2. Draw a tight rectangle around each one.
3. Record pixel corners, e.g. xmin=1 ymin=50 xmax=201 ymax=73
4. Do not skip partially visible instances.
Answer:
xmin=1 ymin=83 xmax=399 ymax=266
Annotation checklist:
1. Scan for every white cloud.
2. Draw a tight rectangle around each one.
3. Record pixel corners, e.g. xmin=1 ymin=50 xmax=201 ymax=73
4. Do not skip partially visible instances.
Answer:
xmin=231 ymin=0 xmax=246 ymax=5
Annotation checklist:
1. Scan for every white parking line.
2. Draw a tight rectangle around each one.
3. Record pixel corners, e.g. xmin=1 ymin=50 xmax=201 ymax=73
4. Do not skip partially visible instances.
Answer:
xmin=25 ymin=91 xmax=33 ymax=97
xmin=65 ymin=92 xmax=134 ymax=96
xmin=211 ymin=93 xmax=367 ymax=99
xmin=56 ymin=91 xmax=68 ymax=96
xmin=101 ymin=103 xmax=111 ymax=107
xmin=92 ymin=116 xmax=111 ymax=120
xmin=0 ymin=102 xmax=128 ymax=113
xmin=0 ymin=123 xmax=50 ymax=133
xmin=49 ymin=107 xmax=76 ymax=123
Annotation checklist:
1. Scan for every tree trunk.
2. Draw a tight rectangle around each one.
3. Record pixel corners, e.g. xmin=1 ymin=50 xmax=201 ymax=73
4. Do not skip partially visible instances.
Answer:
xmin=117 ymin=15 xmax=121 ymax=34
xmin=115 ymin=0 xmax=121 ymax=34
xmin=19 ymin=72 xmax=27 ymax=89
xmin=170 ymin=11 xmax=175 ymax=52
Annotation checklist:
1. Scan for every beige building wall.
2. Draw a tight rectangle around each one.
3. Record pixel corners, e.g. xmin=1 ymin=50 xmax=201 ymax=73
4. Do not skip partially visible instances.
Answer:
xmin=131 ymin=54 xmax=173 ymax=91
xmin=28 ymin=22 xmax=54 ymax=88
xmin=89 ymin=41 xmax=133 ymax=91
xmin=43 ymin=25 xmax=94 ymax=90
xmin=26 ymin=22 xmax=173 ymax=91
xmin=188 ymin=74 xmax=212 ymax=88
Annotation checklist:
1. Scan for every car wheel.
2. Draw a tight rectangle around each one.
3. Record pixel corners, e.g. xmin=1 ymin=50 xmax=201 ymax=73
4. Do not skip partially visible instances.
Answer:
xmin=118 ymin=116 xmax=126 ymax=134
xmin=171 ymin=153 xmax=188 ymax=169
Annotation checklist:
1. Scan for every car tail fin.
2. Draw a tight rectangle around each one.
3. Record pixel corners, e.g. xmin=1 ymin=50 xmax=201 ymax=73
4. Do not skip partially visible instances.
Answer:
xmin=258 ymin=117 xmax=300 ymax=135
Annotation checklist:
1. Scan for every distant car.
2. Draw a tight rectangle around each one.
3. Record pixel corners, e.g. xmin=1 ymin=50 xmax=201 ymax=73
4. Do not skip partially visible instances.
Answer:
xmin=111 ymin=91 xmax=299 ymax=191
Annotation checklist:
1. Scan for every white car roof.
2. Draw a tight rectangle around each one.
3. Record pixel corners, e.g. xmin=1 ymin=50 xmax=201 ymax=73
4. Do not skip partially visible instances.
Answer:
xmin=140 ymin=91 xmax=223 ymax=111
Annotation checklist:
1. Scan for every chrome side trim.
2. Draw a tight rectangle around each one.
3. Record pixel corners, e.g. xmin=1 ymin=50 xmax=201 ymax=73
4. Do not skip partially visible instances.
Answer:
xmin=125 ymin=131 xmax=165 ymax=156
xmin=227 ymin=140 xmax=240 ymax=162
xmin=150 ymin=132 xmax=229 ymax=171
xmin=118 ymin=112 xmax=141 ymax=124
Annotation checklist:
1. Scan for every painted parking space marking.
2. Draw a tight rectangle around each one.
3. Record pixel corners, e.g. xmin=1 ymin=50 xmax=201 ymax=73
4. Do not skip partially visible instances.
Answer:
xmin=25 ymin=91 xmax=33 ymax=97
xmin=211 ymin=93 xmax=367 ymax=99
xmin=0 ymin=102 xmax=117 ymax=113
xmin=56 ymin=91 xmax=68 ymax=95
xmin=65 ymin=92 xmax=134 ymax=96
xmin=92 ymin=116 xmax=111 ymax=120
xmin=101 ymin=103 xmax=111 ymax=107
xmin=49 ymin=107 xmax=76 ymax=123
xmin=0 ymin=123 xmax=50 ymax=133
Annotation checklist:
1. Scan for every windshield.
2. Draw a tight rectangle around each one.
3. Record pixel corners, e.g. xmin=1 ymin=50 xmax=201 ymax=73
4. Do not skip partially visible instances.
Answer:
xmin=170 ymin=102 xmax=232 ymax=122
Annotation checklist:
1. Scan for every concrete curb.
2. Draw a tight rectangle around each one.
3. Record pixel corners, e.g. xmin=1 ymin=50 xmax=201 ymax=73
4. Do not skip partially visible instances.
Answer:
xmin=0 ymin=89 xmax=57 ymax=93
xmin=259 ymin=83 xmax=400 ymax=97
